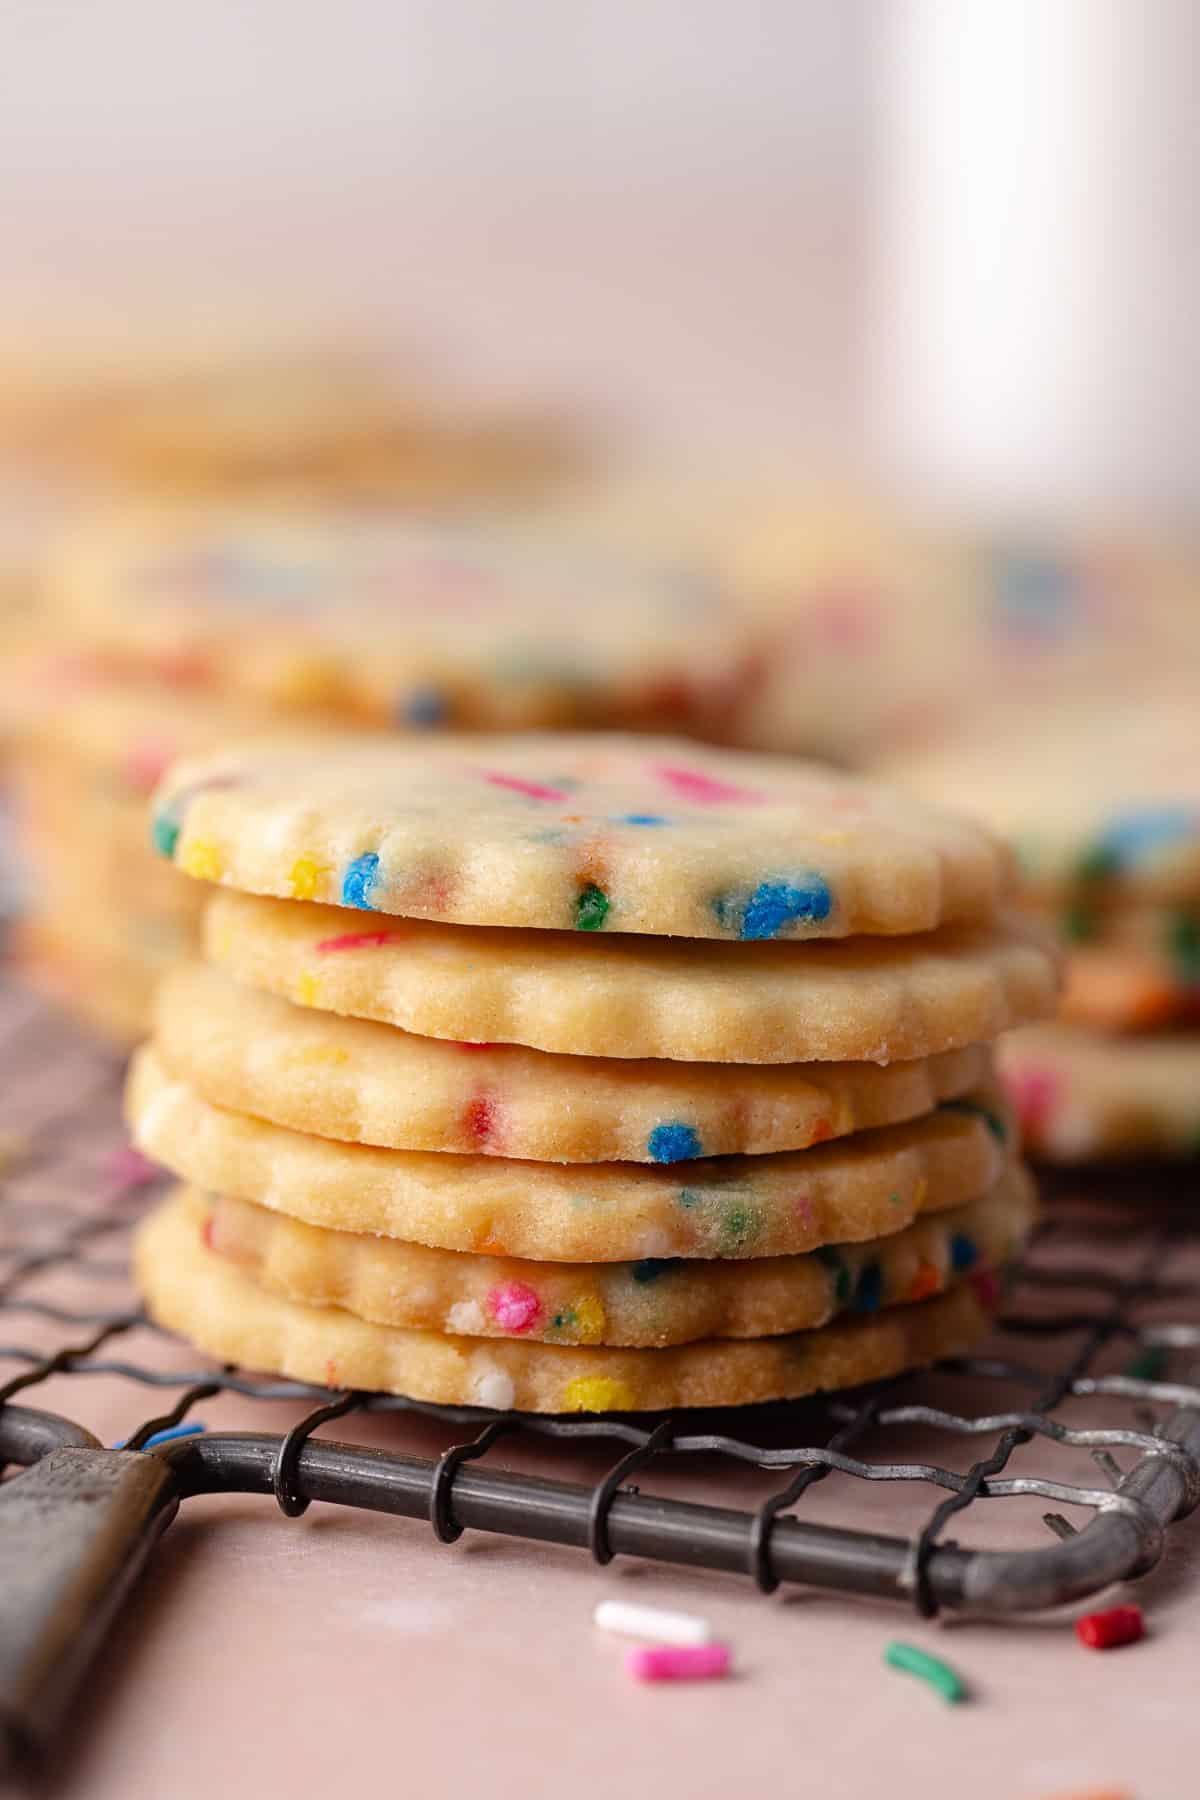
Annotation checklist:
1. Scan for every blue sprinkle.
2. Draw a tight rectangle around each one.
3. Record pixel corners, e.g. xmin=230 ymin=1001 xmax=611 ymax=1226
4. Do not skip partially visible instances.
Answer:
xmin=151 ymin=810 xmax=180 ymax=858
xmin=630 ymin=1257 xmax=681 ymax=1284
xmin=647 ymin=1122 xmax=702 ymax=1163
xmin=342 ymin=851 xmax=381 ymax=909
xmin=114 ymin=1420 xmax=207 ymax=1450
xmin=950 ymin=1234 xmax=978 ymax=1273
xmin=399 ymin=687 xmax=449 ymax=727
xmin=677 ymin=1188 xmax=701 ymax=1210
xmin=853 ymin=1262 xmax=883 ymax=1312
xmin=715 ymin=875 xmax=833 ymax=941
xmin=990 ymin=550 xmax=1076 ymax=642
xmin=1095 ymin=808 xmax=1199 ymax=869
xmin=618 ymin=813 xmax=669 ymax=827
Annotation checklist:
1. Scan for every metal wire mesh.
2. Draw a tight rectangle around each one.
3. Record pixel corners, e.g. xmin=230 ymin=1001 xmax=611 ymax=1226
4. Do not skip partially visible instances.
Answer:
xmin=3 ymin=971 xmax=1200 ymax=1657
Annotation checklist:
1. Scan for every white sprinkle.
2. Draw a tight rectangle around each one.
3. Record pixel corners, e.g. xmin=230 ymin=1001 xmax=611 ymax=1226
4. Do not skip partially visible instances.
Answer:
xmin=593 ymin=1601 xmax=711 ymax=1647
xmin=473 ymin=1367 xmax=515 ymax=1410
xmin=446 ymin=1299 xmax=486 ymax=1336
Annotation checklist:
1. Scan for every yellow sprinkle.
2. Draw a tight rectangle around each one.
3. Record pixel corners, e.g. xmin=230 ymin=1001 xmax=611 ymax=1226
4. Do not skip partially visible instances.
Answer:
xmin=295 ymin=972 xmax=321 ymax=1007
xmin=289 ymin=856 xmax=328 ymax=902
xmin=289 ymin=1044 xmax=349 ymax=1067
xmin=276 ymin=656 xmax=342 ymax=706
xmin=570 ymin=1293 xmax=607 ymax=1344
xmin=180 ymin=839 xmax=224 ymax=882
xmin=563 ymin=1375 xmax=635 ymax=1413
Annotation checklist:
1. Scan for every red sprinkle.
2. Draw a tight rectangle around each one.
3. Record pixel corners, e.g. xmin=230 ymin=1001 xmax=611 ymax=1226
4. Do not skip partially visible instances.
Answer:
xmin=315 ymin=931 xmax=403 ymax=953
xmin=626 ymin=1643 xmax=731 ymax=1683
xmin=1075 ymin=1605 xmax=1144 ymax=1650
xmin=466 ymin=1095 xmax=497 ymax=1145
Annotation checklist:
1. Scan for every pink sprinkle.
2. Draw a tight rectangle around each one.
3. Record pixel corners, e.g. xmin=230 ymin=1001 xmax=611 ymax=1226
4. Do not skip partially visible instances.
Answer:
xmin=1005 ymin=1066 xmax=1061 ymax=1135
xmin=487 ymin=1281 xmax=543 ymax=1334
xmin=107 ymin=1145 xmax=161 ymax=1191
xmin=123 ymin=736 xmax=176 ymax=794
xmin=653 ymin=763 xmax=764 ymax=806
xmin=480 ymin=770 xmax=568 ymax=803
xmin=625 ymin=1644 xmax=731 ymax=1683
xmin=315 ymin=931 xmax=403 ymax=953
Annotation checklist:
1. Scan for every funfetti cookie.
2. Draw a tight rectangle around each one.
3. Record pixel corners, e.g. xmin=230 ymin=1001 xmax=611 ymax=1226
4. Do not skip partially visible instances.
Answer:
xmin=137 ymin=1186 xmax=999 ymax=1412
xmin=151 ymin=731 xmax=1016 ymax=941
xmin=203 ymin=1169 xmax=1035 ymax=1348
xmin=203 ymin=890 xmax=1056 ymax=1065
xmin=1002 ymin=1024 xmax=1200 ymax=1162
xmin=52 ymin=507 xmax=748 ymax=734
xmin=155 ymin=961 xmax=993 ymax=1164
xmin=886 ymin=690 xmax=1200 ymax=908
xmin=1053 ymin=903 xmax=1200 ymax=1033
xmin=127 ymin=1046 xmax=1014 ymax=1263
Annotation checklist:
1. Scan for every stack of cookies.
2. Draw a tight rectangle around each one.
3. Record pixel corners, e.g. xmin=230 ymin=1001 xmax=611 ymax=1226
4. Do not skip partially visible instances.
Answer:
xmin=889 ymin=691 xmax=1200 ymax=1163
xmin=130 ymin=735 xmax=1056 ymax=1412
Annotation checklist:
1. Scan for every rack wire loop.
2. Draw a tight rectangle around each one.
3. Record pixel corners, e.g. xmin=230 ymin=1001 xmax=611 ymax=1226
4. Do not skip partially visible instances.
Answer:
xmin=272 ymin=1391 xmax=363 ymax=1518
xmin=587 ymin=1417 xmax=676 ymax=1566
xmin=429 ymin=1417 xmax=516 ymax=1544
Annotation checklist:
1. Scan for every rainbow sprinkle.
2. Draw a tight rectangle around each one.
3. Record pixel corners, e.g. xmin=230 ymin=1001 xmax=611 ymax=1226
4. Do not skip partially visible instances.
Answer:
xmin=883 ymin=1641 xmax=966 ymax=1704
xmin=575 ymin=884 xmax=610 ymax=930
xmin=342 ymin=852 xmax=381 ymax=909
xmin=647 ymin=1122 xmax=702 ymax=1163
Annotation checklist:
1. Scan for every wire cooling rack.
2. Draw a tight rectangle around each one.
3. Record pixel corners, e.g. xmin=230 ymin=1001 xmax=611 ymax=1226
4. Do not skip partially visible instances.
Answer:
xmin=2 ymin=975 xmax=1200 ymax=1779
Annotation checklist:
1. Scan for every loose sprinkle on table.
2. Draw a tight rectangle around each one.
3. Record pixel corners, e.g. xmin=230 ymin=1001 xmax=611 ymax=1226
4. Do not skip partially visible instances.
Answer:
xmin=882 ymin=1641 xmax=966 ymax=1703
xmin=625 ymin=1643 xmax=730 ymax=1683
xmin=594 ymin=1601 xmax=711 ymax=1647
xmin=1075 ymin=1605 xmax=1144 ymax=1651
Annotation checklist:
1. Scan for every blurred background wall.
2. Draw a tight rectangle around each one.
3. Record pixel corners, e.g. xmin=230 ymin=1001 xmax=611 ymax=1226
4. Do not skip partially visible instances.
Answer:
xmin=0 ymin=0 xmax=872 ymax=470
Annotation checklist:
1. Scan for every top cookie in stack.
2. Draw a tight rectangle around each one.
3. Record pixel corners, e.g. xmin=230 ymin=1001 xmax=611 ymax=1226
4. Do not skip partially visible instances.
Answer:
xmin=131 ymin=734 xmax=1057 ymax=1413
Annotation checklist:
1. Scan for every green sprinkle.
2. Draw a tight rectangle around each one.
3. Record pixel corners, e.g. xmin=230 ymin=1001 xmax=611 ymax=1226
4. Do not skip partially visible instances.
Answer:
xmin=814 ymin=1245 xmax=852 ymax=1304
xmin=722 ymin=1201 xmax=762 ymax=1248
xmin=574 ymin=884 xmax=610 ymax=931
xmin=939 ymin=1096 xmax=1008 ymax=1144
xmin=677 ymin=1188 xmax=701 ymax=1210
xmin=151 ymin=812 xmax=180 ymax=858
xmin=1076 ymin=842 xmax=1119 ymax=883
xmin=1125 ymin=1344 xmax=1168 ymax=1381
xmin=1060 ymin=904 xmax=1097 ymax=944
xmin=883 ymin=1641 xmax=966 ymax=1704
xmin=1167 ymin=912 xmax=1200 ymax=985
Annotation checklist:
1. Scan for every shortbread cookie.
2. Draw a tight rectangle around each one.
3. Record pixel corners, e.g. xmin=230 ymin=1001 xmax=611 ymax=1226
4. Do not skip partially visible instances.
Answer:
xmin=127 ymin=1048 xmax=1014 ymax=1261
xmin=888 ymin=691 xmax=1200 ymax=907
xmin=1053 ymin=904 xmax=1200 ymax=1032
xmin=137 ymin=1187 xmax=997 ymax=1411
xmin=204 ymin=1167 xmax=1035 ymax=1347
xmin=1059 ymin=944 xmax=1200 ymax=1034
xmin=156 ymin=961 xmax=992 ymax=1163
xmin=152 ymin=732 xmax=1014 ymax=939
xmin=55 ymin=508 xmax=745 ymax=733
xmin=1002 ymin=1024 xmax=1200 ymax=1161
xmin=205 ymin=891 xmax=1056 ymax=1065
